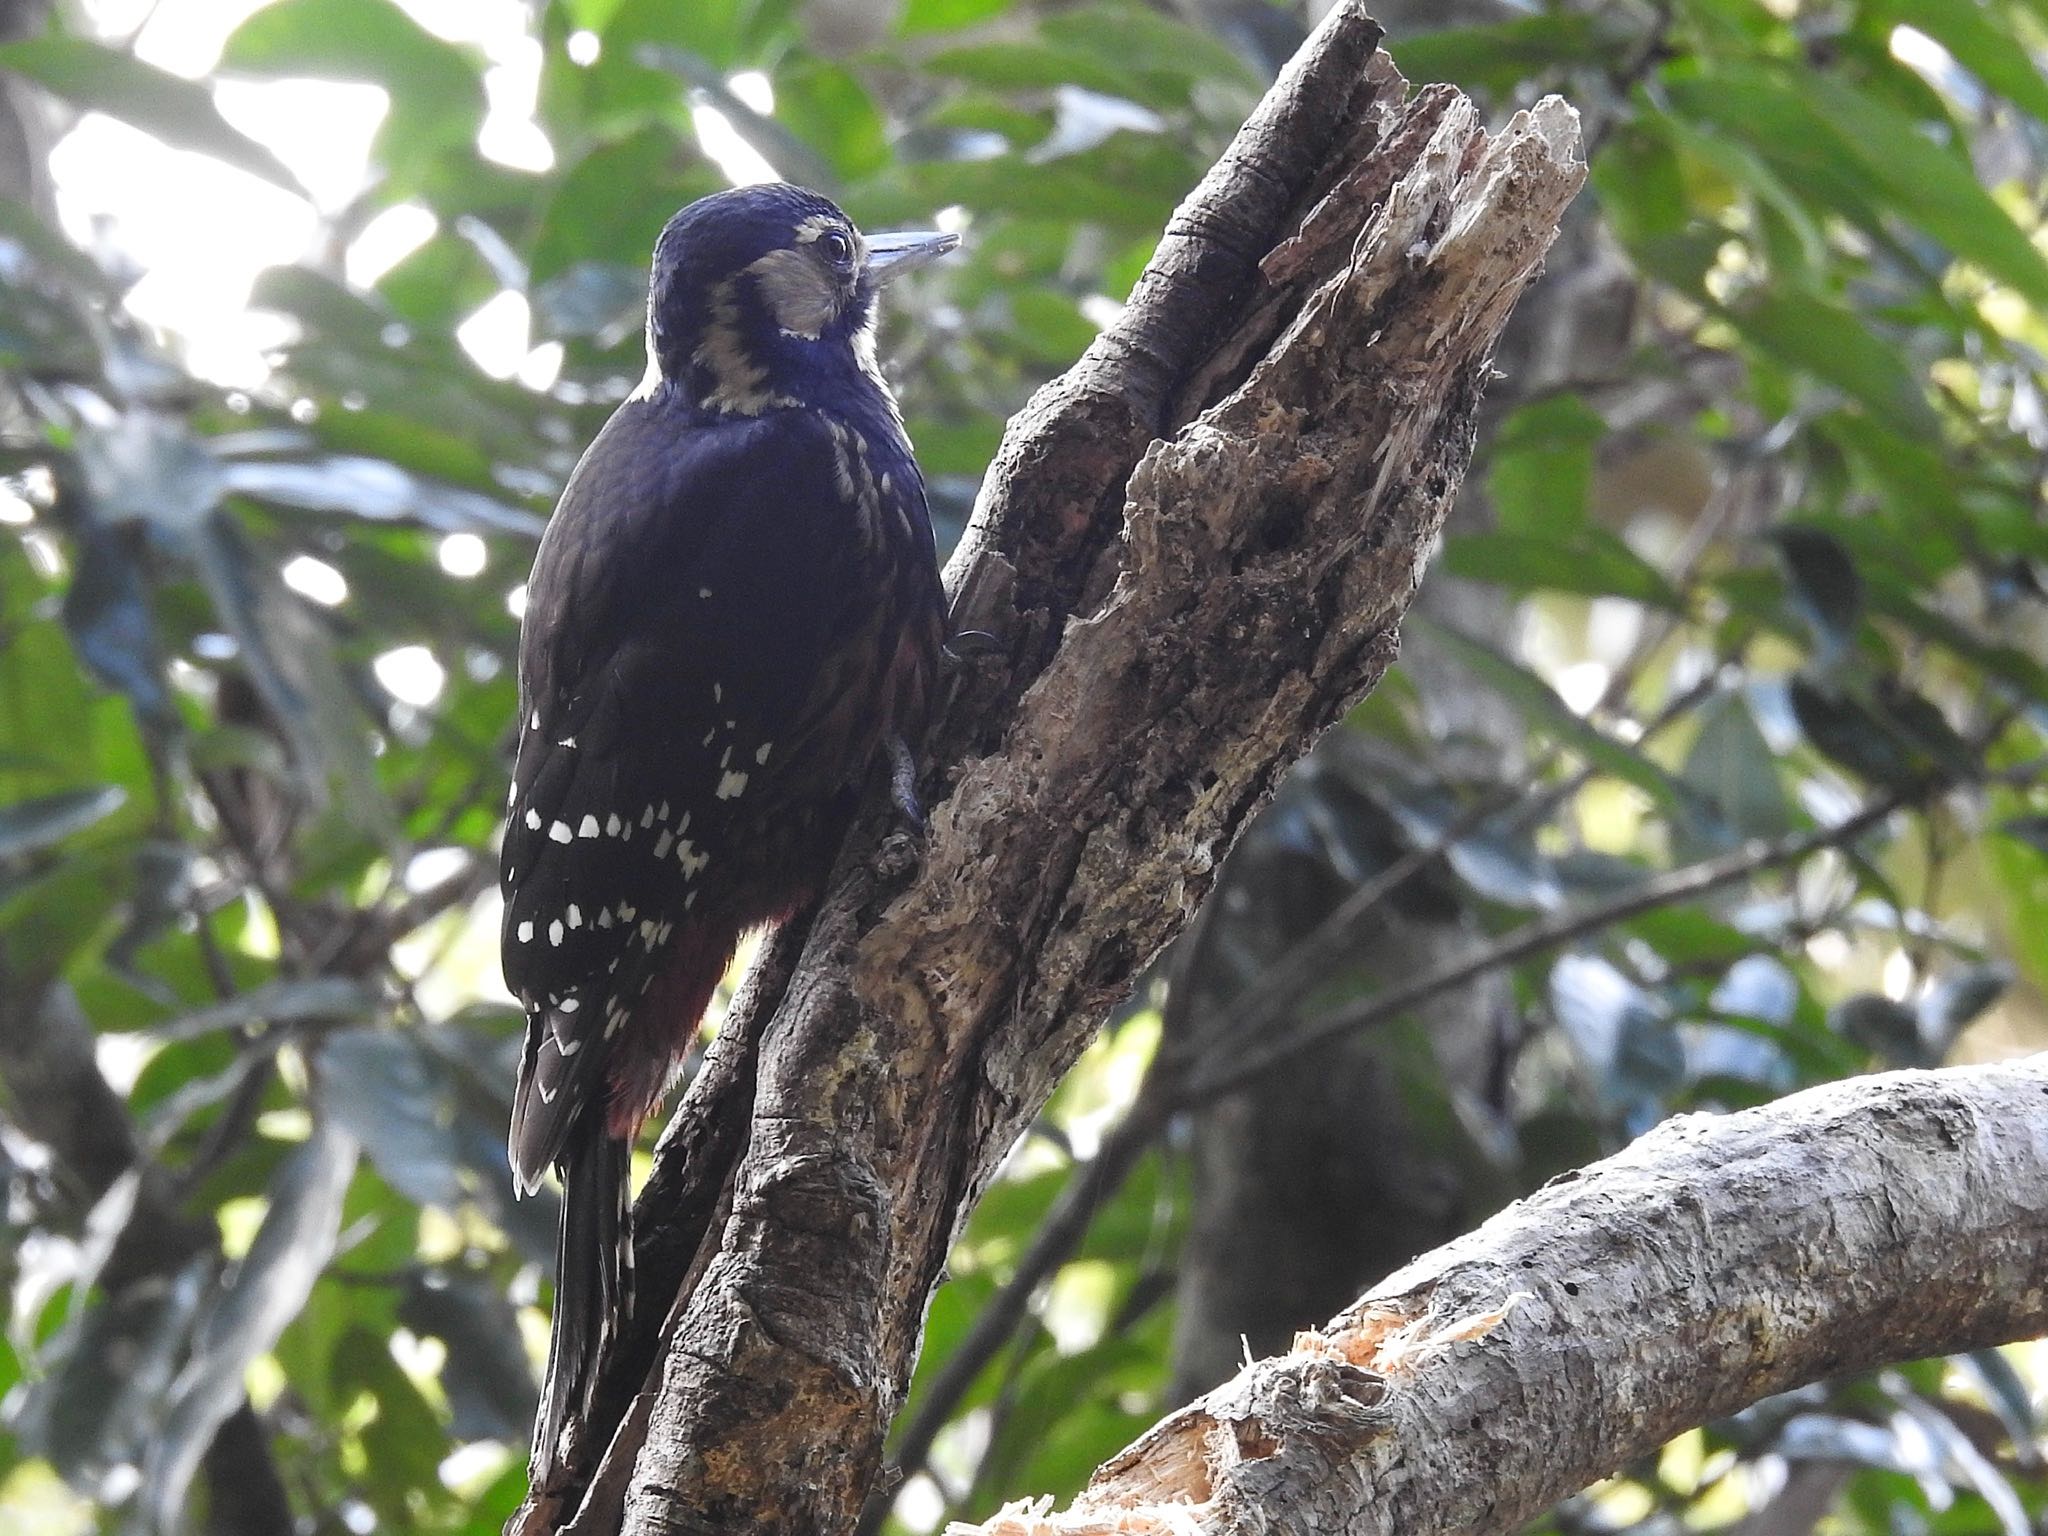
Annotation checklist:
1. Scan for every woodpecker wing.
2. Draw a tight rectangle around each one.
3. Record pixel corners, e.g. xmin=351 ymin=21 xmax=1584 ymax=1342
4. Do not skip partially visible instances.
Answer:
xmin=500 ymin=402 xmax=870 ymax=1188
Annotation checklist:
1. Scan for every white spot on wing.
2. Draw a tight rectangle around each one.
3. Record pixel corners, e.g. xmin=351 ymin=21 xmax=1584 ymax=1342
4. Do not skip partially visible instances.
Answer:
xmin=716 ymin=770 xmax=749 ymax=799
xmin=578 ymin=814 xmax=600 ymax=837
xmin=517 ymin=921 xmax=534 ymax=943
xmin=549 ymin=820 xmax=573 ymax=843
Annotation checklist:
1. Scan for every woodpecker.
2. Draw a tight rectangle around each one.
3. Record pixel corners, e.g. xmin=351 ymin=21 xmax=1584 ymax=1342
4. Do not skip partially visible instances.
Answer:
xmin=499 ymin=184 xmax=954 ymax=1475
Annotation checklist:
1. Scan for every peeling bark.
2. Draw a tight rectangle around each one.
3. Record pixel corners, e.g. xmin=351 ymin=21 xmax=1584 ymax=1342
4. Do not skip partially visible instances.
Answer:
xmin=514 ymin=7 xmax=1586 ymax=1531
xmin=955 ymin=1057 xmax=2048 ymax=1536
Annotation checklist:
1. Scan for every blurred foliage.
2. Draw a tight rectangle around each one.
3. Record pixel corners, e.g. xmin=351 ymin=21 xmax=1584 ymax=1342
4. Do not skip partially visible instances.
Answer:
xmin=0 ymin=0 xmax=2044 ymax=1532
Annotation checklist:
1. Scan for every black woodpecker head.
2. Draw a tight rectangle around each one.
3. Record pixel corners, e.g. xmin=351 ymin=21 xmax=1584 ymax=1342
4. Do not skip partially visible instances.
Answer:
xmin=635 ymin=183 xmax=958 ymax=419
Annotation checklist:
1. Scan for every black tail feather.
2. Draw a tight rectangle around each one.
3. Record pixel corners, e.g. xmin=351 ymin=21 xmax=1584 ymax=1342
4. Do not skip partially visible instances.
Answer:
xmin=533 ymin=1120 xmax=632 ymax=1480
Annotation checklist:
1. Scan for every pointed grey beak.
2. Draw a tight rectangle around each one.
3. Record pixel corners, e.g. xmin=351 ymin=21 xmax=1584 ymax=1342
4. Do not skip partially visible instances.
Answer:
xmin=866 ymin=230 xmax=959 ymax=285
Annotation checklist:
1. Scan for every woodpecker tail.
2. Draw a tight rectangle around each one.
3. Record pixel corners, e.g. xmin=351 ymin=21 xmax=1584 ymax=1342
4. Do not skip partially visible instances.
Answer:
xmin=533 ymin=1117 xmax=632 ymax=1480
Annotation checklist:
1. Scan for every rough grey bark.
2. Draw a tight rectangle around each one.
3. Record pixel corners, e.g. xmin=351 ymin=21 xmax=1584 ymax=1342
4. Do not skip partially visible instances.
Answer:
xmin=513 ymin=7 xmax=1586 ymax=1530
xmin=958 ymin=1056 xmax=2048 ymax=1536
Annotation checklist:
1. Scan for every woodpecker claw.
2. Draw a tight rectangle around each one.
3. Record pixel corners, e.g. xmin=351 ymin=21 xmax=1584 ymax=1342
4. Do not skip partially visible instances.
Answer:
xmin=887 ymin=734 xmax=924 ymax=832
xmin=943 ymin=628 xmax=1004 ymax=662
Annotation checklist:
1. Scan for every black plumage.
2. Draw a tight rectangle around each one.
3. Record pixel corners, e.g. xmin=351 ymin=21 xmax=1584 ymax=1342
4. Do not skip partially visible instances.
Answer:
xmin=499 ymin=184 xmax=953 ymax=1475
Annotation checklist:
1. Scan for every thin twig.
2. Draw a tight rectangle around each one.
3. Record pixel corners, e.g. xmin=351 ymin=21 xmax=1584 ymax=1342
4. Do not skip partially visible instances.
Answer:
xmin=1190 ymin=783 xmax=1920 ymax=1102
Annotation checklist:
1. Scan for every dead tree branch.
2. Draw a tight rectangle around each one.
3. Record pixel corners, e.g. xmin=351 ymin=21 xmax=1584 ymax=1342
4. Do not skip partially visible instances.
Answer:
xmin=953 ymin=1056 xmax=2048 ymax=1536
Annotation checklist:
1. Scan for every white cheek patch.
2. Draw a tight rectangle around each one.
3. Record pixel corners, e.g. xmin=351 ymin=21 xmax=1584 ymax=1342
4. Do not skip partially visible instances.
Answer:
xmin=692 ymin=276 xmax=797 ymax=415
xmin=746 ymin=247 xmax=843 ymax=339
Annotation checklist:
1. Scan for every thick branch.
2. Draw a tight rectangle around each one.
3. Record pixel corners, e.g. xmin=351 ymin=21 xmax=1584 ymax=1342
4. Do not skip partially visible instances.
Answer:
xmin=515 ymin=9 xmax=1586 ymax=1531
xmin=955 ymin=1057 xmax=2048 ymax=1536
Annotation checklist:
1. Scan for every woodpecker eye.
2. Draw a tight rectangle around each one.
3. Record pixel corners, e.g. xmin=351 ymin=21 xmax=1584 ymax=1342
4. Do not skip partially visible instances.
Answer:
xmin=819 ymin=230 xmax=853 ymax=266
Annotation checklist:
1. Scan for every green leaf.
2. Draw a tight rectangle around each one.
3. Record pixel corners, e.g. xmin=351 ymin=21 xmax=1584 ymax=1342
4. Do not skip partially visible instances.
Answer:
xmin=0 ymin=786 xmax=127 ymax=863
xmin=636 ymin=43 xmax=841 ymax=191
xmin=221 ymin=455 xmax=545 ymax=538
xmin=923 ymin=40 xmax=1132 ymax=96
xmin=1769 ymin=525 xmax=1866 ymax=655
xmin=0 ymin=39 xmax=301 ymax=194
xmin=1818 ymin=411 xmax=1956 ymax=523
xmin=1037 ymin=6 xmax=1260 ymax=97
xmin=1710 ymin=62 xmax=2048 ymax=307
xmin=1726 ymin=290 xmax=1934 ymax=434
xmin=1412 ymin=617 xmax=1691 ymax=814
xmin=772 ymin=59 xmax=888 ymax=182
xmin=1918 ymin=962 xmax=2012 ymax=1040
xmin=1680 ymin=691 xmax=1790 ymax=848
xmin=222 ymin=0 xmax=487 ymax=171
xmin=317 ymin=1028 xmax=469 ymax=1209
xmin=1831 ymin=992 xmax=1930 ymax=1065
xmin=1485 ymin=394 xmax=1604 ymax=535
xmin=145 ymin=1119 xmax=357 ymax=1529
xmin=373 ymin=230 xmax=500 ymax=332
xmin=901 ymin=0 xmax=1017 ymax=33
xmin=330 ymin=1323 xmax=455 ymax=1522
xmin=1864 ymin=577 xmax=2048 ymax=704
xmin=1999 ymin=813 xmax=2048 ymax=854
xmin=1662 ymin=65 xmax=1898 ymax=243
xmin=62 ymin=525 xmax=173 ymax=729
xmin=0 ymin=198 xmax=120 ymax=298
xmin=1650 ymin=111 xmax=1830 ymax=282
xmin=1440 ymin=527 xmax=1685 ymax=610
xmin=146 ymin=977 xmax=373 ymax=1043
xmin=1394 ymin=15 xmax=1601 ymax=95
xmin=1589 ymin=120 xmax=1692 ymax=264
xmin=1005 ymin=287 xmax=1099 ymax=366
xmin=1876 ymin=0 xmax=2048 ymax=123
xmin=529 ymin=127 xmax=711 ymax=284
xmin=1787 ymin=676 xmax=1974 ymax=788
xmin=184 ymin=514 xmax=394 ymax=839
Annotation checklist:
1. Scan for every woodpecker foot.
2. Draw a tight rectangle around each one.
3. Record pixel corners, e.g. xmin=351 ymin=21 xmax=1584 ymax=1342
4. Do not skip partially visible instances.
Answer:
xmin=887 ymin=734 xmax=925 ymax=832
